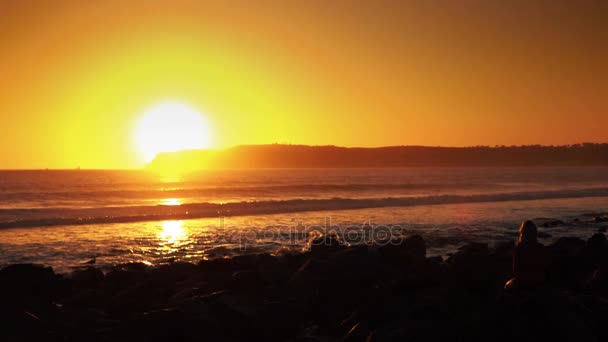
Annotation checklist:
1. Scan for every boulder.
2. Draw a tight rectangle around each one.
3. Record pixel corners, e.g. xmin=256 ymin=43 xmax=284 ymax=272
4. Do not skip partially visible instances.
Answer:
xmin=549 ymin=237 xmax=586 ymax=258
xmin=0 ymin=264 xmax=66 ymax=304
xmin=69 ymin=267 xmax=104 ymax=288
xmin=308 ymin=233 xmax=345 ymax=256
xmin=376 ymin=234 xmax=426 ymax=266
xmin=580 ymin=233 xmax=608 ymax=272
xmin=547 ymin=237 xmax=587 ymax=289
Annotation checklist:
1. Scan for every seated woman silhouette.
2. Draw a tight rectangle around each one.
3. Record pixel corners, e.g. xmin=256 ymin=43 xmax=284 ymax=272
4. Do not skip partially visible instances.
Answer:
xmin=505 ymin=220 xmax=547 ymax=290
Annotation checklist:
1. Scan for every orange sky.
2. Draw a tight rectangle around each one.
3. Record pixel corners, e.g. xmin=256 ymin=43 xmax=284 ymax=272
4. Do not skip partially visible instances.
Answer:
xmin=1 ymin=0 xmax=606 ymax=169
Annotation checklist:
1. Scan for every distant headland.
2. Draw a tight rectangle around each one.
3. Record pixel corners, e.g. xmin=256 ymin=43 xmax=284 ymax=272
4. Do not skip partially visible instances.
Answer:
xmin=147 ymin=143 xmax=608 ymax=170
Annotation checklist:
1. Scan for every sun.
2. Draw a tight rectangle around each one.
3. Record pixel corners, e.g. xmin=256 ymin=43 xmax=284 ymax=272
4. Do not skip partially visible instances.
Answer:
xmin=135 ymin=102 xmax=211 ymax=162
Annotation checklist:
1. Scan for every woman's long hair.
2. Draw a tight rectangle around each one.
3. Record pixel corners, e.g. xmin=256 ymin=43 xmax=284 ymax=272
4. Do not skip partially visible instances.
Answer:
xmin=518 ymin=220 xmax=538 ymax=244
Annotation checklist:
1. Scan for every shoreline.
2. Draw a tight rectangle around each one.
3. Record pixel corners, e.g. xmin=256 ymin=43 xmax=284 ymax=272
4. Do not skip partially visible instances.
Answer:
xmin=2 ymin=211 xmax=607 ymax=274
xmin=2 ymin=233 xmax=608 ymax=341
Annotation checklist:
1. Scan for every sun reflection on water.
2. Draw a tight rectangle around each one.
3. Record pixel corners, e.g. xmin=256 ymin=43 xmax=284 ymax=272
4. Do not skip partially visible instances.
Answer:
xmin=159 ymin=220 xmax=188 ymax=245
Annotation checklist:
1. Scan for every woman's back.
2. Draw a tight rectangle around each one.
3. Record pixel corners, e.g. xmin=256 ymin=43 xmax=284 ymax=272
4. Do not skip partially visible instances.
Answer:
xmin=505 ymin=220 xmax=547 ymax=290
xmin=513 ymin=241 xmax=546 ymax=285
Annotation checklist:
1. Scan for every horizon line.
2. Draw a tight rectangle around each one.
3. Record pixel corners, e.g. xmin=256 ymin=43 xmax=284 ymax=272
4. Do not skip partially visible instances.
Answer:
xmin=3 ymin=142 xmax=608 ymax=171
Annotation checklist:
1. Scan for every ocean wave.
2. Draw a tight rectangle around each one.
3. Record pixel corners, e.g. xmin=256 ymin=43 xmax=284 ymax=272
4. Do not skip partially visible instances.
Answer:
xmin=0 ymin=182 xmax=504 ymax=203
xmin=1 ymin=187 xmax=608 ymax=229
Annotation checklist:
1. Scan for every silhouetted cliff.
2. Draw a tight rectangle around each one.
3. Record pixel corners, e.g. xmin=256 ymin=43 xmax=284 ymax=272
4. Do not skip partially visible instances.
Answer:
xmin=147 ymin=143 xmax=608 ymax=170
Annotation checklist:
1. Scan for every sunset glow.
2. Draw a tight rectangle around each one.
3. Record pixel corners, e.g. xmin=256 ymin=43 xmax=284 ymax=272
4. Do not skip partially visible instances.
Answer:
xmin=1 ymin=1 xmax=605 ymax=169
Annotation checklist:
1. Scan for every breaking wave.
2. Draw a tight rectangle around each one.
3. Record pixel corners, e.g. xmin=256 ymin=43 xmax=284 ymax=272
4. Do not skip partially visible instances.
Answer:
xmin=1 ymin=187 xmax=608 ymax=229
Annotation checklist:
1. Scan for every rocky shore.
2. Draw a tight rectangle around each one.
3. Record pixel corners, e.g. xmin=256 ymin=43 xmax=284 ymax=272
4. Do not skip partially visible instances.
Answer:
xmin=2 ymin=233 xmax=608 ymax=342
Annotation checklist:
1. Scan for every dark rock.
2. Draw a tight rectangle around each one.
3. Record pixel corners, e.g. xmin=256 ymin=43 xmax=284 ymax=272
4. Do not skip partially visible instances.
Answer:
xmin=427 ymin=255 xmax=444 ymax=264
xmin=547 ymin=237 xmax=587 ymax=289
xmin=599 ymin=227 xmax=607 ymax=233
xmin=403 ymin=234 xmax=426 ymax=260
xmin=594 ymin=216 xmax=608 ymax=223
xmin=69 ymin=267 xmax=104 ymax=288
xmin=580 ymin=233 xmax=608 ymax=271
xmin=308 ymin=233 xmax=345 ymax=256
xmin=590 ymin=264 xmax=608 ymax=294
xmin=199 ymin=257 xmax=237 ymax=273
xmin=376 ymin=234 xmax=426 ymax=266
xmin=343 ymin=321 xmax=371 ymax=341
xmin=540 ymin=219 xmax=565 ymax=228
xmin=231 ymin=254 xmax=262 ymax=269
xmin=115 ymin=262 xmax=151 ymax=273
xmin=494 ymin=240 xmax=515 ymax=257
xmin=449 ymin=242 xmax=489 ymax=261
xmin=4 ymin=231 xmax=608 ymax=341
xmin=549 ymin=237 xmax=586 ymax=258
xmin=230 ymin=270 xmax=264 ymax=291
xmin=0 ymin=263 xmax=66 ymax=304
xmin=587 ymin=233 xmax=607 ymax=248
xmin=446 ymin=243 xmax=508 ymax=291
xmin=289 ymin=258 xmax=336 ymax=291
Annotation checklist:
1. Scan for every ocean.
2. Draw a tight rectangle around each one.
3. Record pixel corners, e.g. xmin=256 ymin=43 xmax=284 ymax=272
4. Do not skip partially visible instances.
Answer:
xmin=1 ymin=167 xmax=607 ymax=273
